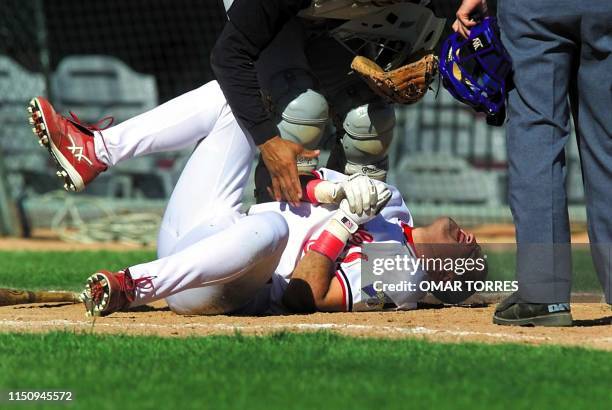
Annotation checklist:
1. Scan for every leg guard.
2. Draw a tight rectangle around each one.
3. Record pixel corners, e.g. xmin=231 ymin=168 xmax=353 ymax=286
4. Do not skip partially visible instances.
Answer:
xmin=342 ymin=102 xmax=395 ymax=181
xmin=254 ymin=88 xmax=329 ymax=203
xmin=278 ymin=88 xmax=329 ymax=173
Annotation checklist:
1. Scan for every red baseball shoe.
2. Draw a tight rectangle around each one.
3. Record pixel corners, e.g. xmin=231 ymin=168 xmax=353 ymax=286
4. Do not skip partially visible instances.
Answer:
xmin=81 ymin=269 xmax=154 ymax=317
xmin=27 ymin=97 xmax=111 ymax=192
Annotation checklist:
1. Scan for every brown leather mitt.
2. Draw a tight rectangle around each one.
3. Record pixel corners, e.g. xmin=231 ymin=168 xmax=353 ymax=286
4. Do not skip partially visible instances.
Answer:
xmin=351 ymin=52 xmax=438 ymax=105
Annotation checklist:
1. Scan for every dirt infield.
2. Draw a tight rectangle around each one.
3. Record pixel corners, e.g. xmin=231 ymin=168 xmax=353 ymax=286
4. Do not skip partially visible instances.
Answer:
xmin=0 ymin=301 xmax=610 ymax=350
xmin=0 ymin=229 xmax=155 ymax=251
xmin=1 ymin=227 xmax=608 ymax=350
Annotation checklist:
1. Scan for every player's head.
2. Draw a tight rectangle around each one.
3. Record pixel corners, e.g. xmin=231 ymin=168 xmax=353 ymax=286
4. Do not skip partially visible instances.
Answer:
xmin=412 ymin=217 xmax=488 ymax=304
xmin=438 ymin=17 xmax=512 ymax=126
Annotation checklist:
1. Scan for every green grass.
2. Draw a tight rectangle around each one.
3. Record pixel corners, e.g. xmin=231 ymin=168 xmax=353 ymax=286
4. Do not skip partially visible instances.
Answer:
xmin=483 ymin=248 xmax=602 ymax=292
xmin=0 ymin=251 xmax=609 ymax=409
xmin=0 ymin=332 xmax=610 ymax=410
xmin=0 ymin=249 xmax=604 ymax=293
xmin=0 ymin=251 xmax=155 ymax=291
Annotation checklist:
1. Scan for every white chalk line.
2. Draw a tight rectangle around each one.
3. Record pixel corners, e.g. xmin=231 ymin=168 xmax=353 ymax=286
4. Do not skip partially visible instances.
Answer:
xmin=0 ymin=319 xmax=611 ymax=346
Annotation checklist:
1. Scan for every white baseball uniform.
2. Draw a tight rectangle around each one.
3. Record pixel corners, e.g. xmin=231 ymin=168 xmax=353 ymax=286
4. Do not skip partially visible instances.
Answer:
xmin=91 ymin=80 xmax=425 ymax=315
xmin=249 ymin=168 xmax=426 ymax=314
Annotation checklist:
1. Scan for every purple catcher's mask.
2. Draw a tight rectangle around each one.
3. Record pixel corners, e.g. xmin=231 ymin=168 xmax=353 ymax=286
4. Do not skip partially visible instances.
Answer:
xmin=439 ymin=17 xmax=512 ymax=126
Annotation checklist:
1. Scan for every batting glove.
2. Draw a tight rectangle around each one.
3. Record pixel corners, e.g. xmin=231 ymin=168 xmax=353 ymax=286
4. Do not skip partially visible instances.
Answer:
xmin=311 ymin=186 xmax=392 ymax=262
xmin=306 ymin=173 xmax=378 ymax=216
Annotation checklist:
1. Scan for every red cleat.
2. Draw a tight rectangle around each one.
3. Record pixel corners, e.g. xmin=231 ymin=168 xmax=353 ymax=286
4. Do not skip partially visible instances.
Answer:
xmin=27 ymin=97 xmax=111 ymax=192
xmin=81 ymin=269 xmax=154 ymax=317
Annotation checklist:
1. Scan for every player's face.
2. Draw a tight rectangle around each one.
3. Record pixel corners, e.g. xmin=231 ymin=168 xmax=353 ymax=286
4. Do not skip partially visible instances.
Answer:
xmin=418 ymin=217 xmax=482 ymax=282
xmin=428 ymin=217 xmax=476 ymax=246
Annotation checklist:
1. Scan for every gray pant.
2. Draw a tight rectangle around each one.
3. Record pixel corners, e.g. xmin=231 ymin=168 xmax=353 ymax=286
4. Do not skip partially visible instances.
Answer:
xmin=498 ymin=0 xmax=612 ymax=303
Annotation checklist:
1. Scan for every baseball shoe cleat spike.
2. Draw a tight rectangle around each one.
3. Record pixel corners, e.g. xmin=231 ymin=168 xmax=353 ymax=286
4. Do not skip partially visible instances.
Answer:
xmin=81 ymin=269 xmax=150 ymax=316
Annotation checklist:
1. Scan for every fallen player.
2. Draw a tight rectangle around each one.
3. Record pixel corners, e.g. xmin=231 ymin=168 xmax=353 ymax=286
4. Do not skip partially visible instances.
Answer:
xmin=27 ymin=81 xmax=486 ymax=316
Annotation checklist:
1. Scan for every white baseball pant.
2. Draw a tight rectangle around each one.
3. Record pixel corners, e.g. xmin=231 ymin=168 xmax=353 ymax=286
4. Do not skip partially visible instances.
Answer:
xmin=93 ymin=81 xmax=289 ymax=314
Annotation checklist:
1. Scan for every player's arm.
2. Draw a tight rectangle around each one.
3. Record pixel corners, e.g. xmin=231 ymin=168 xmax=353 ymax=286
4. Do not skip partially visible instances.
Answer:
xmin=211 ymin=0 xmax=315 ymax=205
xmin=211 ymin=0 xmax=310 ymax=145
xmin=283 ymin=250 xmax=345 ymax=313
xmin=284 ymin=185 xmax=392 ymax=312
xmin=283 ymin=193 xmax=359 ymax=313
xmin=301 ymin=172 xmax=382 ymax=217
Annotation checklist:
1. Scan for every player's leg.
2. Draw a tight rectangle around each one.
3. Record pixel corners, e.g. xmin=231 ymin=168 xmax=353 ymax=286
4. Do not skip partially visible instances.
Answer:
xmin=81 ymin=87 xmax=274 ymax=316
xmin=83 ymin=133 xmax=287 ymax=317
xmin=155 ymin=120 xmax=263 ymax=314
xmin=496 ymin=0 xmax=576 ymax=307
xmin=28 ymin=80 xmax=228 ymax=191
xmin=95 ymin=81 xmax=230 ymax=166
xmin=155 ymin=88 xmax=256 ymax=253
xmin=572 ymin=5 xmax=612 ymax=304
xmin=252 ymin=84 xmax=329 ymax=202
xmin=161 ymin=211 xmax=288 ymax=315
xmin=83 ymin=211 xmax=288 ymax=316
xmin=134 ymin=211 xmax=288 ymax=314
xmin=338 ymin=102 xmax=395 ymax=181
xmin=253 ymin=18 xmax=330 ymax=202
xmin=306 ymin=35 xmax=395 ymax=181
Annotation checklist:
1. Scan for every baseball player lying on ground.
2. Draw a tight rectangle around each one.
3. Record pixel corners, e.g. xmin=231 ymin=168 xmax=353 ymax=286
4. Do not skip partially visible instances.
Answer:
xmin=27 ymin=81 xmax=486 ymax=316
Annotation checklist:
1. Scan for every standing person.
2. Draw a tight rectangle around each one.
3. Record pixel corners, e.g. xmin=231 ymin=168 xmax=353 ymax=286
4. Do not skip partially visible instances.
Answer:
xmin=454 ymin=0 xmax=612 ymax=326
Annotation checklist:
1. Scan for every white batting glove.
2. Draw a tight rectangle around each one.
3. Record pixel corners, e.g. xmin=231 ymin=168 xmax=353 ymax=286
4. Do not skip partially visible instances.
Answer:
xmin=311 ymin=185 xmax=392 ymax=262
xmin=309 ymin=173 xmax=378 ymax=215
xmin=341 ymin=173 xmax=378 ymax=216
xmin=333 ymin=185 xmax=392 ymax=231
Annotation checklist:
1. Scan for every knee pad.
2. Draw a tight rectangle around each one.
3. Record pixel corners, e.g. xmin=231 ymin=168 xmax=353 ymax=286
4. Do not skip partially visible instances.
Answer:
xmin=278 ymin=89 xmax=329 ymax=173
xmin=342 ymin=103 xmax=395 ymax=181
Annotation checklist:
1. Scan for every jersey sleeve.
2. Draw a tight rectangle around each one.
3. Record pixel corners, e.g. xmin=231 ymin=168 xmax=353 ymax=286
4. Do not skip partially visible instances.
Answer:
xmin=335 ymin=236 xmax=426 ymax=312
xmin=334 ymin=249 xmax=362 ymax=312
xmin=210 ymin=0 xmax=311 ymax=146
xmin=336 ymin=248 xmax=403 ymax=312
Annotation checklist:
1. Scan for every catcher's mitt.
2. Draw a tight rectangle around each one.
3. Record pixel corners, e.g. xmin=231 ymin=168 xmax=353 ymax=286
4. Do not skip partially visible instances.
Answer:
xmin=351 ymin=52 xmax=438 ymax=105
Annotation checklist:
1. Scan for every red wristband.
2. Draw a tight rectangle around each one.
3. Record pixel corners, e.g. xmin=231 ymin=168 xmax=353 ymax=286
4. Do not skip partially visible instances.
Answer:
xmin=310 ymin=230 xmax=346 ymax=261
xmin=305 ymin=179 xmax=323 ymax=205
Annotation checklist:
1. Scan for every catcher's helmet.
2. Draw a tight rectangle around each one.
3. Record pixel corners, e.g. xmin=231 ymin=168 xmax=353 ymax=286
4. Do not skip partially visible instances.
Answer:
xmin=439 ymin=17 xmax=512 ymax=126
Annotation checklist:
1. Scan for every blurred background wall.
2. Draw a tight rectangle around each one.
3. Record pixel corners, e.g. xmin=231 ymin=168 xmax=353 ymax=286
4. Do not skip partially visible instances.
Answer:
xmin=0 ymin=0 xmax=586 ymax=241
